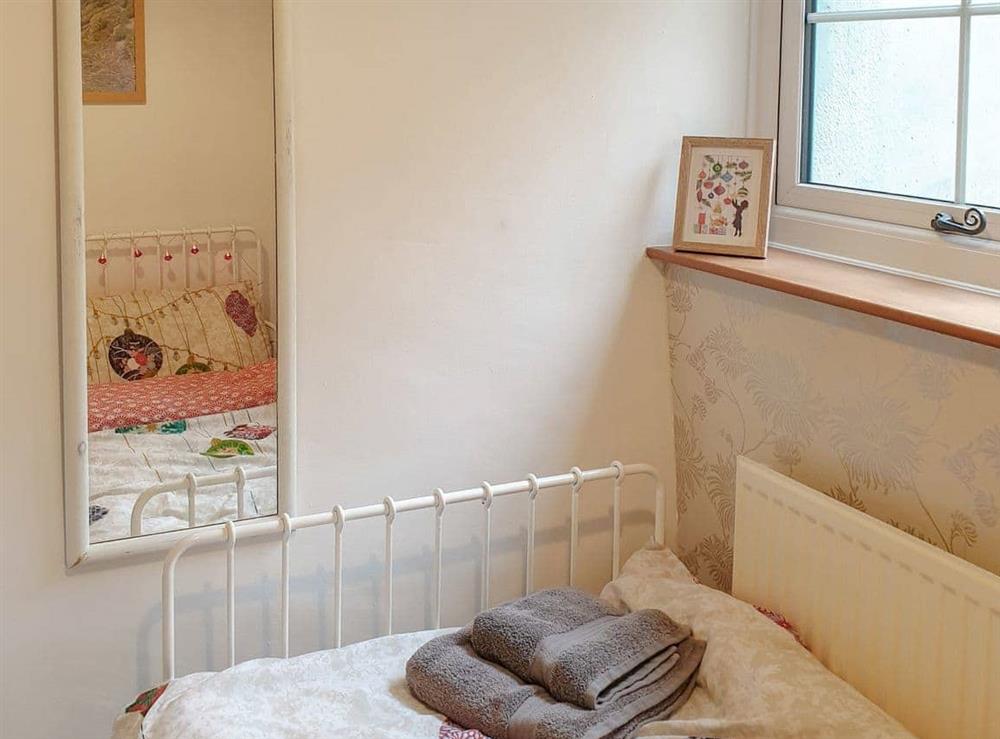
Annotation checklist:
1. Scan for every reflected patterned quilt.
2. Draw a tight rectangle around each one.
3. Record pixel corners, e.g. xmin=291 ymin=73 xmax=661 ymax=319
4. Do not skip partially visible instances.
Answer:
xmin=88 ymin=402 xmax=277 ymax=542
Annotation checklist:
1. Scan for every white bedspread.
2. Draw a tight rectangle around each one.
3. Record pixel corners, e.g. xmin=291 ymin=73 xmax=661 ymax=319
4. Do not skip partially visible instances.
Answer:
xmin=118 ymin=630 xmax=450 ymax=739
xmin=89 ymin=403 xmax=277 ymax=542
xmin=116 ymin=547 xmax=914 ymax=739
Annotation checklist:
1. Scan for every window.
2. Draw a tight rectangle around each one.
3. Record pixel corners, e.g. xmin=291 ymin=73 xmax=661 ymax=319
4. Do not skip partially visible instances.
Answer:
xmin=771 ymin=0 xmax=1000 ymax=290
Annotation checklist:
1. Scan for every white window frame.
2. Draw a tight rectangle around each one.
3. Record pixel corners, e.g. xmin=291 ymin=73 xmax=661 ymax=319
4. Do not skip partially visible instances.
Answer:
xmin=753 ymin=0 xmax=1000 ymax=294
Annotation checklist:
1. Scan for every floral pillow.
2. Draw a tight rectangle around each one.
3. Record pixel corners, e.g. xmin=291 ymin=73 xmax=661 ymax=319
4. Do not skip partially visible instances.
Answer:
xmin=86 ymin=280 xmax=271 ymax=385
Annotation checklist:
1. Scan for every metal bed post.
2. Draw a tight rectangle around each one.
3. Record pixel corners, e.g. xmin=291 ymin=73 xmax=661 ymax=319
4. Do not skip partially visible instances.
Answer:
xmin=480 ymin=482 xmax=494 ymax=611
xmin=234 ymin=466 xmax=247 ymax=520
xmin=569 ymin=467 xmax=583 ymax=587
xmin=224 ymin=521 xmax=237 ymax=668
xmin=525 ymin=473 xmax=539 ymax=595
xmin=432 ymin=488 xmax=446 ymax=629
xmin=332 ymin=505 xmax=345 ymax=648
xmin=383 ymin=497 xmax=397 ymax=636
xmin=279 ymin=513 xmax=292 ymax=658
xmin=184 ymin=473 xmax=198 ymax=529
xmin=611 ymin=460 xmax=624 ymax=578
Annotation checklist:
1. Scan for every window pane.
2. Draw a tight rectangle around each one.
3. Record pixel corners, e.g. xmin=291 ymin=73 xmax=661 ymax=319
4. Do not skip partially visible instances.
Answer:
xmin=814 ymin=1 xmax=957 ymax=12
xmin=806 ymin=18 xmax=959 ymax=202
xmin=966 ymin=16 xmax=1000 ymax=208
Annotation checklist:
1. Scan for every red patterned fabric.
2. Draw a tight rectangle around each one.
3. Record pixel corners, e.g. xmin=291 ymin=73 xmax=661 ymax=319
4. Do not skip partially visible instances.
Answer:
xmin=125 ymin=683 xmax=168 ymax=717
xmin=753 ymin=604 xmax=806 ymax=647
xmin=88 ymin=359 xmax=277 ymax=432
xmin=439 ymin=721 xmax=489 ymax=739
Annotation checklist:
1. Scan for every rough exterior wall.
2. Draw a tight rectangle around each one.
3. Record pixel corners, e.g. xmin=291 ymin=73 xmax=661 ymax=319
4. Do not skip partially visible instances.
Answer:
xmin=666 ymin=265 xmax=1000 ymax=591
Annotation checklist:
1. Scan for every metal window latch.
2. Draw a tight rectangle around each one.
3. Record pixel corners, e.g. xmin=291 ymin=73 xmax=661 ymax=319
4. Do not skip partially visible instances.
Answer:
xmin=931 ymin=207 xmax=987 ymax=236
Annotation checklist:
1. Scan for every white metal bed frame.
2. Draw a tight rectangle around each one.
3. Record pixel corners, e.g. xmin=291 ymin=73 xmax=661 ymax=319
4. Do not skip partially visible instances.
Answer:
xmin=161 ymin=461 xmax=667 ymax=681
xmin=85 ymin=224 xmax=278 ymax=540
xmin=85 ymin=225 xmax=264 ymax=295
xmin=155 ymin=456 xmax=999 ymax=739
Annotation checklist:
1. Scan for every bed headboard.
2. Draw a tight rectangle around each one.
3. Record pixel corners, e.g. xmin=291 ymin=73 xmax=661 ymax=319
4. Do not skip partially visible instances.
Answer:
xmin=85 ymin=225 xmax=264 ymax=298
xmin=733 ymin=456 xmax=1000 ymax=739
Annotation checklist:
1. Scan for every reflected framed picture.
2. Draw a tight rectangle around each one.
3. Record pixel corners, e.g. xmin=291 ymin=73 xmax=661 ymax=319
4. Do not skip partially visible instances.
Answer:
xmin=672 ymin=136 xmax=774 ymax=258
xmin=82 ymin=0 xmax=146 ymax=104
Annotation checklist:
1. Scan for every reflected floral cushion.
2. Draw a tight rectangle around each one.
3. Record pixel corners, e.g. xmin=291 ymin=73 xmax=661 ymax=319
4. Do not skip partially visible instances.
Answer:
xmin=86 ymin=280 xmax=271 ymax=384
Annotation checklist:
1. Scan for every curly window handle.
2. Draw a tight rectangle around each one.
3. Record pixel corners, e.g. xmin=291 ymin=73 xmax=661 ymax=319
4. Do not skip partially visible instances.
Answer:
xmin=931 ymin=207 xmax=987 ymax=236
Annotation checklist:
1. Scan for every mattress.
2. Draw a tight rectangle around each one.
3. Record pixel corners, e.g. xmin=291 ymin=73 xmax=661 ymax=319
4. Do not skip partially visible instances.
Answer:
xmin=113 ymin=547 xmax=914 ymax=739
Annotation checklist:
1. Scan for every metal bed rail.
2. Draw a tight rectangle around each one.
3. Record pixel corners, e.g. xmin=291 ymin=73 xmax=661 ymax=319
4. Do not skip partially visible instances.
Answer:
xmin=85 ymin=224 xmax=263 ymax=294
xmin=130 ymin=465 xmax=277 ymax=536
xmin=162 ymin=461 xmax=664 ymax=681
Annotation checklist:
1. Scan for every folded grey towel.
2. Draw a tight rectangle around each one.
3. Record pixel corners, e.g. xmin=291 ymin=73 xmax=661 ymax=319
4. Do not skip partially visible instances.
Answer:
xmin=471 ymin=588 xmax=695 ymax=709
xmin=406 ymin=627 xmax=704 ymax=739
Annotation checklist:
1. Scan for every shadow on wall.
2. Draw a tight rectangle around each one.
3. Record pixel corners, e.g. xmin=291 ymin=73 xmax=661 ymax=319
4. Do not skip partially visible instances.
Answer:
xmin=665 ymin=264 xmax=1000 ymax=591
xmin=134 ymin=507 xmax=653 ymax=690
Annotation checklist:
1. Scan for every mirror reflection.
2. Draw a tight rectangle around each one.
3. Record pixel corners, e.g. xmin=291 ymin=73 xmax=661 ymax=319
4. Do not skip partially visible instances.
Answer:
xmin=82 ymin=0 xmax=277 ymax=543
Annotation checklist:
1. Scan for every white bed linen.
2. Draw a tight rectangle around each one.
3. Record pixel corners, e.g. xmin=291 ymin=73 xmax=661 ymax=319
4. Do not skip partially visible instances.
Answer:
xmin=89 ymin=403 xmax=277 ymax=542
xmin=115 ymin=630 xmax=450 ymax=739
xmin=116 ymin=547 xmax=914 ymax=739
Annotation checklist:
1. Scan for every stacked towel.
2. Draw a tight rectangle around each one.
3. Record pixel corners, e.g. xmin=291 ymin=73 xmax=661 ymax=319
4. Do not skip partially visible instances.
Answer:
xmin=407 ymin=588 xmax=705 ymax=739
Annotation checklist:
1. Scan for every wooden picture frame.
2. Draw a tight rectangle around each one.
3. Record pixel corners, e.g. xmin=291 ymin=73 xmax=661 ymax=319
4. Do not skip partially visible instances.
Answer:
xmin=672 ymin=136 xmax=774 ymax=258
xmin=82 ymin=0 xmax=146 ymax=105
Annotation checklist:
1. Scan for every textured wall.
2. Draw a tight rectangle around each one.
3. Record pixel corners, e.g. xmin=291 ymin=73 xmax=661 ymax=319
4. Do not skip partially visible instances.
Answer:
xmin=666 ymin=264 xmax=1000 ymax=591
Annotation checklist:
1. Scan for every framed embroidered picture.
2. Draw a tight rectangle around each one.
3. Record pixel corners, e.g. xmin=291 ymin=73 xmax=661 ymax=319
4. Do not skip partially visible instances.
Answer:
xmin=672 ymin=136 xmax=774 ymax=258
xmin=82 ymin=0 xmax=146 ymax=104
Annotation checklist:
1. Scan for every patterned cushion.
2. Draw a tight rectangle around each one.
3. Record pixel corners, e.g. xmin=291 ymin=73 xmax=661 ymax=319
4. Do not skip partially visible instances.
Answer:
xmin=86 ymin=280 xmax=271 ymax=385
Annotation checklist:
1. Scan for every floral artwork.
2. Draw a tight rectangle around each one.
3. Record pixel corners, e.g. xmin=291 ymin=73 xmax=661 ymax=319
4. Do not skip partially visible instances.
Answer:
xmin=672 ymin=137 xmax=774 ymax=258
xmin=666 ymin=265 xmax=1000 ymax=590
xmin=81 ymin=0 xmax=146 ymax=104
xmin=693 ymin=154 xmax=754 ymax=238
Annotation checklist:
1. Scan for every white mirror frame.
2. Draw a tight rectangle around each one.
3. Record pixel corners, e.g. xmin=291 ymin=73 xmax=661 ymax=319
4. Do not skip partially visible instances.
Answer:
xmin=57 ymin=0 xmax=297 ymax=568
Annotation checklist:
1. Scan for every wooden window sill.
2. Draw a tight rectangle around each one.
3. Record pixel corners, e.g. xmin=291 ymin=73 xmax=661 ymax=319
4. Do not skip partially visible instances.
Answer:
xmin=646 ymin=246 xmax=1000 ymax=350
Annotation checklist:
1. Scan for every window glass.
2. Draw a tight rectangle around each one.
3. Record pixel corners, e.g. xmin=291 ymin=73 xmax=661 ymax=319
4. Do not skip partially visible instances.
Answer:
xmin=965 ymin=16 xmax=1000 ymax=208
xmin=806 ymin=17 xmax=959 ymax=202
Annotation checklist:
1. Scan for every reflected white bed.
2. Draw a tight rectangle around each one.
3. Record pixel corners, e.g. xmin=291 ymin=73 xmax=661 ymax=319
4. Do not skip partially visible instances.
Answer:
xmin=83 ymin=226 xmax=278 ymax=543
xmin=88 ymin=403 xmax=277 ymax=542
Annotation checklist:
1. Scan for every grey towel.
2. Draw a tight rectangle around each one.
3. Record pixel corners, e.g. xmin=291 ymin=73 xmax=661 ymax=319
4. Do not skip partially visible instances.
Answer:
xmin=471 ymin=588 xmax=695 ymax=709
xmin=406 ymin=627 xmax=704 ymax=739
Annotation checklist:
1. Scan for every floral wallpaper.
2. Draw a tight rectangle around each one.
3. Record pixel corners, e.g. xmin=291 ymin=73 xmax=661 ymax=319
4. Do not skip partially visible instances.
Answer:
xmin=665 ymin=265 xmax=1000 ymax=591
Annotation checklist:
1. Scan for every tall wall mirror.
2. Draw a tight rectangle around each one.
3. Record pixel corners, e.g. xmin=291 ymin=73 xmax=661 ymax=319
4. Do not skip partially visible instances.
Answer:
xmin=59 ymin=0 xmax=295 ymax=566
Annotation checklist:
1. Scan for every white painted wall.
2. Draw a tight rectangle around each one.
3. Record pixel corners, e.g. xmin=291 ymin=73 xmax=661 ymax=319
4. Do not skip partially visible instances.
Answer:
xmin=0 ymin=1 xmax=749 ymax=736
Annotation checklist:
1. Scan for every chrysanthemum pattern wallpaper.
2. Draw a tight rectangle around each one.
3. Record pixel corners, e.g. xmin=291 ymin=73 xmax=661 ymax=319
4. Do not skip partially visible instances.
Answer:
xmin=665 ymin=265 xmax=1000 ymax=591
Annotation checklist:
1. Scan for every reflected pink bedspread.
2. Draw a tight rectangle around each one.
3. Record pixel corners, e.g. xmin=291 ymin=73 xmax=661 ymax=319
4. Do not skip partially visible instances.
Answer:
xmin=88 ymin=359 xmax=277 ymax=432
